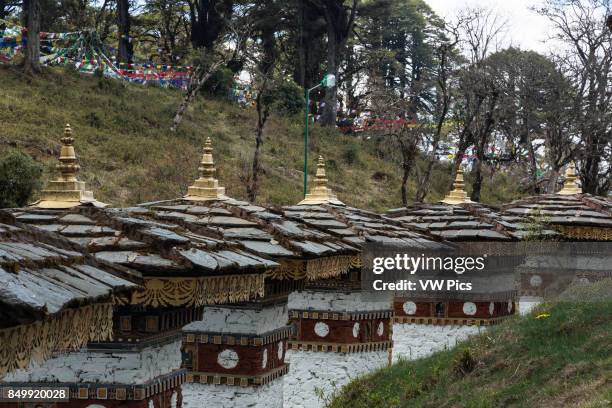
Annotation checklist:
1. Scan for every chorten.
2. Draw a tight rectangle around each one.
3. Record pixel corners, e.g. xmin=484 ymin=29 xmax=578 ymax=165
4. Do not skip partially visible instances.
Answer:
xmin=184 ymin=137 xmax=228 ymax=201
xmin=557 ymin=162 xmax=582 ymax=195
xmin=298 ymin=156 xmax=344 ymax=205
xmin=441 ymin=167 xmax=472 ymax=205
xmin=33 ymin=124 xmax=106 ymax=209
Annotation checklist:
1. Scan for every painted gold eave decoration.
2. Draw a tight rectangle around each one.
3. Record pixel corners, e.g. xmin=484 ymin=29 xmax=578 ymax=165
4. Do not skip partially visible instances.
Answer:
xmin=299 ymin=156 xmax=345 ymax=206
xmin=555 ymin=225 xmax=612 ymax=241
xmin=118 ymin=274 xmax=266 ymax=308
xmin=184 ymin=137 xmax=228 ymax=202
xmin=441 ymin=167 xmax=472 ymax=205
xmin=265 ymin=255 xmax=358 ymax=281
xmin=0 ymin=303 xmax=113 ymax=380
xmin=31 ymin=124 xmax=107 ymax=209
xmin=558 ymin=162 xmax=582 ymax=195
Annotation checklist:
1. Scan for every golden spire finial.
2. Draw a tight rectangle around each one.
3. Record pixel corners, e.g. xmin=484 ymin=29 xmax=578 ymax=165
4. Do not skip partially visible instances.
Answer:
xmin=441 ymin=167 xmax=472 ymax=205
xmin=184 ymin=137 xmax=228 ymax=201
xmin=298 ymin=156 xmax=344 ymax=205
xmin=57 ymin=124 xmax=80 ymax=182
xmin=558 ymin=162 xmax=581 ymax=195
xmin=32 ymin=124 xmax=106 ymax=209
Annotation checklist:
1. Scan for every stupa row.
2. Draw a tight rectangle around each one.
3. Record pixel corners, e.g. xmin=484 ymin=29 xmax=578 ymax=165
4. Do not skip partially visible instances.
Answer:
xmin=0 ymin=125 xmax=610 ymax=408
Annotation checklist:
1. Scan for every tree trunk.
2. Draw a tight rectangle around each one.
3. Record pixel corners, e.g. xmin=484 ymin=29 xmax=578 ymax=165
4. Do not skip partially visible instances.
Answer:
xmin=117 ymin=0 xmax=132 ymax=63
xmin=247 ymin=93 xmax=267 ymax=202
xmin=321 ymin=22 xmax=337 ymax=127
xmin=415 ymin=136 xmax=440 ymax=202
xmin=296 ymin=0 xmax=306 ymax=88
xmin=23 ymin=0 xmax=41 ymax=74
xmin=525 ymin=138 xmax=539 ymax=194
xmin=547 ymin=167 xmax=561 ymax=193
xmin=581 ymin=136 xmax=601 ymax=194
xmin=470 ymin=155 xmax=483 ymax=202
xmin=398 ymin=136 xmax=417 ymax=206
xmin=171 ymin=61 xmax=223 ymax=131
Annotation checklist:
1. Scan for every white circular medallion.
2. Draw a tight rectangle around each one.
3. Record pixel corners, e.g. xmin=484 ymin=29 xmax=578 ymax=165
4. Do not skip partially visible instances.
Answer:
xmin=402 ymin=301 xmax=417 ymax=315
xmin=262 ymin=349 xmax=268 ymax=369
xmin=507 ymin=301 xmax=513 ymax=313
xmin=314 ymin=321 xmax=330 ymax=337
xmin=377 ymin=322 xmax=384 ymax=336
xmin=463 ymin=302 xmax=477 ymax=316
xmin=277 ymin=341 xmax=284 ymax=360
xmin=217 ymin=349 xmax=239 ymax=369
xmin=352 ymin=322 xmax=360 ymax=338
xmin=530 ymin=275 xmax=542 ymax=287
xmin=489 ymin=302 xmax=495 ymax=316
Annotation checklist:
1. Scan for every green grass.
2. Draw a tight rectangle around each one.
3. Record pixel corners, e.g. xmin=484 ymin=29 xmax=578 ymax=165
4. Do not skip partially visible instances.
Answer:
xmin=0 ymin=65 xmax=522 ymax=210
xmin=327 ymin=279 xmax=612 ymax=408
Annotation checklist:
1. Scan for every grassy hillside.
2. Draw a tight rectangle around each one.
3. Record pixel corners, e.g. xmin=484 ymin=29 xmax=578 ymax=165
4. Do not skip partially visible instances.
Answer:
xmin=0 ymin=65 xmax=522 ymax=210
xmin=327 ymin=279 xmax=612 ymax=408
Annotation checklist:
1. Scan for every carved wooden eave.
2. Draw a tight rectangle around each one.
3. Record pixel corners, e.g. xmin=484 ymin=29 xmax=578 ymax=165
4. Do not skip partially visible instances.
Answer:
xmin=115 ymin=274 xmax=266 ymax=307
xmin=0 ymin=303 xmax=114 ymax=379
xmin=31 ymin=124 xmax=107 ymax=209
xmin=0 ymin=218 xmax=138 ymax=379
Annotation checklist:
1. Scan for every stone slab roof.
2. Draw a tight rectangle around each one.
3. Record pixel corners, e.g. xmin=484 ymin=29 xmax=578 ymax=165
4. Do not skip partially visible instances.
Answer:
xmin=282 ymin=203 xmax=447 ymax=249
xmin=502 ymin=194 xmax=612 ymax=228
xmin=385 ymin=202 xmax=559 ymax=241
xmin=137 ymin=198 xmax=361 ymax=261
xmin=7 ymin=206 xmax=278 ymax=278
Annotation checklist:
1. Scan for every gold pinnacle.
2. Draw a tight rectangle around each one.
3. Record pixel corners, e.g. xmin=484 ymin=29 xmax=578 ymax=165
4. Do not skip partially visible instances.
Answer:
xmin=298 ymin=156 xmax=344 ymax=205
xmin=558 ymin=162 xmax=582 ymax=195
xmin=32 ymin=124 xmax=106 ymax=209
xmin=441 ymin=167 xmax=472 ymax=205
xmin=184 ymin=137 xmax=227 ymax=201
xmin=57 ymin=124 xmax=80 ymax=182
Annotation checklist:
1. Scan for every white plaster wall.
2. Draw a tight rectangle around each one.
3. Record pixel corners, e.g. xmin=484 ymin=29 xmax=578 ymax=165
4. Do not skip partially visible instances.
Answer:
xmin=182 ymin=379 xmax=283 ymax=408
xmin=518 ymin=296 xmax=543 ymax=315
xmin=288 ymin=290 xmax=392 ymax=313
xmin=183 ymin=304 xmax=288 ymax=335
xmin=391 ymin=324 xmax=482 ymax=362
xmin=4 ymin=338 xmax=182 ymax=384
xmin=283 ymin=350 xmax=389 ymax=408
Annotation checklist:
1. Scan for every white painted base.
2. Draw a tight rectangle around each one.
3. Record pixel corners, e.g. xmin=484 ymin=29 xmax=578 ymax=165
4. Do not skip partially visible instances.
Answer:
xmin=184 ymin=304 xmax=288 ymax=335
xmin=518 ymin=296 xmax=544 ymax=315
xmin=182 ymin=379 xmax=283 ymax=408
xmin=288 ymin=290 xmax=392 ymax=313
xmin=283 ymin=349 xmax=389 ymax=408
xmin=4 ymin=338 xmax=182 ymax=384
xmin=391 ymin=323 xmax=482 ymax=362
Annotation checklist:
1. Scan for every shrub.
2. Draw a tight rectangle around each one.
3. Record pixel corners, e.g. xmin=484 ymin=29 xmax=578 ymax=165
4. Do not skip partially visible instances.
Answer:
xmin=0 ymin=151 xmax=43 ymax=208
xmin=342 ymin=144 xmax=360 ymax=165
xmin=269 ymin=79 xmax=305 ymax=116
xmin=204 ymin=67 xmax=235 ymax=97
xmin=452 ymin=347 xmax=477 ymax=376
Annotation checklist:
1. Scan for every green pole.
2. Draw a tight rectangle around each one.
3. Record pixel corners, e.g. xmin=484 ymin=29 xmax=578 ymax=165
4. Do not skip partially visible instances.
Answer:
xmin=304 ymin=89 xmax=309 ymax=197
